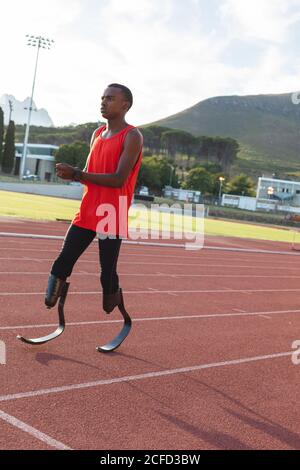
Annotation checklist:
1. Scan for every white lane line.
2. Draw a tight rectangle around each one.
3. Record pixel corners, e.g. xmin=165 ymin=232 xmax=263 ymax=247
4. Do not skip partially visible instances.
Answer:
xmin=2 ymin=257 xmax=300 ymax=271
xmin=2 ymin=271 xmax=300 ymax=279
xmin=1 ymin=246 xmax=300 ymax=265
xmin=0 ymin=352 xmax=293 ymax=404
xmin=1 ymin=308 xmax=299 ymax=331
xmin=0 ymin=233 xmax=64 ymax=241
xmin=1 ymin=288 xmax=300 ymax=296
xmin=0 ymin=409 xmax=72 ymax=450
xmin=2 ymin=243 xmax=300 ymax=264
xmin=0 ymin=232 xmax=298 ymax=256
xmin=0 ymin=248 xmax=59 ymax=253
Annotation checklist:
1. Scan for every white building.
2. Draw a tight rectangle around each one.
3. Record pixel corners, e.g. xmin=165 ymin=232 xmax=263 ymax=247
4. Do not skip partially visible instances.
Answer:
xmin=14 ymin=143 xmax=59 ymax=181
xmin=256 ymin=177 xmax=300 ymax=204
xmin=222 ymin=176 xmax=300 ymax=214
xmin=163 ymin=185 xmax=201 ymax=203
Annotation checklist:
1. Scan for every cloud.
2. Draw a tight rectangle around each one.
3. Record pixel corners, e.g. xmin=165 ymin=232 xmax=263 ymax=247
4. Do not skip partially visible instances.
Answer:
xmin=217 ymin=0 xmax=300 ymax=95
xmin=1 ymin=0 xmax=300 ymax=127
xmin=220 ymin=0 xmax=300 ymax=44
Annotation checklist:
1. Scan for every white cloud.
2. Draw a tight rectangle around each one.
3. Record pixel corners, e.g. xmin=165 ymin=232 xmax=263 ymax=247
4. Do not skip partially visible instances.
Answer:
xmin=220 ymin=0 xmax=300 ymax=43
xmin=1 ymin=0 xmax=300 ymax=127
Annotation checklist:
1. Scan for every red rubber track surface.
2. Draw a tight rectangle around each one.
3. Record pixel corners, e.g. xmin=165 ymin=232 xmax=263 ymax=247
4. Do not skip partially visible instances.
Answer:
xmin=0 ymin=217 xmax=299 ymax=450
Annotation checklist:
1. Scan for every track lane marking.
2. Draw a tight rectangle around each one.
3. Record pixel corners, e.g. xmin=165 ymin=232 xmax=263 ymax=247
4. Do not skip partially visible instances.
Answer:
xmin=0 ymin=232 xmax=299 ymax=256
xmin=0 ymin=409 xmax=72 ymax=450
xmin=1 ymin=288 xmax=300 ymax=296
xmin=0 ymin=307 xmax=299 ymax=331
xmin=0 ymin=352 xmax=293 ymax=403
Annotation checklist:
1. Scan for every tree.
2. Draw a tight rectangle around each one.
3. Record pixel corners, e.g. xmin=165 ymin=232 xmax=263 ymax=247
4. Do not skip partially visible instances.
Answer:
xmin=214 ymin=137 xmax=239 ymax=172
xmin=141 ymin=126 xmax=170 ymax=155
xmin=196 ymin=135 xmax=239 ymax=172
xmin=161 ymin=129 xmax=197 ymax=162
xmin=182 ymin=167 xmax=214 ymax=194
xmin=225 ymin=174 xmax=256 ymax=196
xmin=2 ymin=120 xmax=15 ymax=174
xmin=192 ymin=161 xmax=222 ymax=174
xmin=0 ymin=107 xmax=4 ymax=169
xmin=136 ymin=156 xmax=179 ymax=192
xmin=54 ymin=141 xmax=90 ymax=169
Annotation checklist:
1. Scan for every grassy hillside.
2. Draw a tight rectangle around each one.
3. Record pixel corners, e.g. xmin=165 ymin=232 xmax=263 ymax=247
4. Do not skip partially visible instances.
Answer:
xmin=11 ymin=92 xmax=300 ymax=179
xmin=149 ymin=92 xmax=300 ymax=178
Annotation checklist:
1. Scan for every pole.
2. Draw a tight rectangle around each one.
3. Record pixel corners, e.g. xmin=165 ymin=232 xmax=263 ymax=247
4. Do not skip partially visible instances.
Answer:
xmin=169 ymin=165 xmax=173 ymax=186
xmin=8 ymin=100 xmax=13 ymax=122
xmin=20 ymin=39 xmax=41 ymax=179
xmin=19 ymin=35 xmax=54 ymax=180
xmin=218 ymin=179 xmax=223 ymax=204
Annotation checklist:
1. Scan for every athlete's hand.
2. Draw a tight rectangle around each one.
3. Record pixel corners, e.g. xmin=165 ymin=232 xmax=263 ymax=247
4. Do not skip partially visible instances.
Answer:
xmin=56 ymin=163 xmax=75 ymax=180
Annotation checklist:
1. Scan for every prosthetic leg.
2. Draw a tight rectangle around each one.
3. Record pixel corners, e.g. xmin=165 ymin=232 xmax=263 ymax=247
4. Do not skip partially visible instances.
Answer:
xmin=17 ymin=275 xmax=69 ymax=345
xmin=17 ymin=278 xmax=132 ymax=352
xmin=97 ymin=288 xmax=132 ymax=353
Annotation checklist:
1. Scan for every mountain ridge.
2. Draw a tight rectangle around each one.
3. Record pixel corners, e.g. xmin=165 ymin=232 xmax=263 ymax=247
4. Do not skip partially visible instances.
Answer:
xmin=147 ymin=91 xmax=300 ymax=174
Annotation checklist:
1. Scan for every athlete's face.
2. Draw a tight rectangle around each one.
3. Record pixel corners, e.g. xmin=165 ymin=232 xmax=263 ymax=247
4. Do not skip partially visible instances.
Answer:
xmin=100 ymin=87 xmax=129 ymax=119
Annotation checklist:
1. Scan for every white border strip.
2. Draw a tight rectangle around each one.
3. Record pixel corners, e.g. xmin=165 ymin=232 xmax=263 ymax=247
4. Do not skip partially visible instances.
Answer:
xmin=1 ymin=308 xmax=299 ymax=331
xmin=0 ymin=409 xmax=72 ymax=450
xmin=1 ymin=288 xmax=300 ymax=296
xmin=0 ymin=351 xmax=293 ymax=403
xmin=1 ymin=271 xmax=300 ymax=278
xmin=0 ymin=232 xmax=298 ymax=256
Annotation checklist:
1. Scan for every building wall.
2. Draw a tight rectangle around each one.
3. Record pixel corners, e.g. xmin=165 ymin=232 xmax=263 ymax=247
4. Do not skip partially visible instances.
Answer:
xmin=222 ymin=193 xmax=300 ymax=214
xmin=257 ymin=177 xmax=300 ymax=203
xmin=15 ymin=143 xmax=58 ymax=182
xmin=40 ymin=160 xmax=55 ymax=181
xmin=24 ymin=159 xmax=36 ymax=175
xmin=18 ymin=157 xmax=55 ymax=181
xmin=222 ymin=194 xmax=257 ymax=211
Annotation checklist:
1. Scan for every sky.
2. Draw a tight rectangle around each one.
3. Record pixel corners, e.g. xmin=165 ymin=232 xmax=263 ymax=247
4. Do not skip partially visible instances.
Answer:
xmin=1 ymin=0 xmax=300 ymax=127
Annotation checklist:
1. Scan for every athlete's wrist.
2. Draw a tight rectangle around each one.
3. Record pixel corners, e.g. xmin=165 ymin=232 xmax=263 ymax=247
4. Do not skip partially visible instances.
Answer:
xmin=73 ymin=167 xmax=83 ymax=182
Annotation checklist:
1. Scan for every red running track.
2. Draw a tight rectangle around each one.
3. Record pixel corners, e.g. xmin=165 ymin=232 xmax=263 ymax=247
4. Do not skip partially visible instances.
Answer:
xmin=0 ymin=218 xmax=299 ymax=450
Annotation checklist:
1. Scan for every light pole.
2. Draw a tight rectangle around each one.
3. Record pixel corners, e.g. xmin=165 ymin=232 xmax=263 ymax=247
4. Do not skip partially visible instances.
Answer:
xmin=20 ymin=35 xmax=54 ymax=180
xmin=218 ymin=176 xmax=225 ymax=204
xmin=168 ymin=163 xmax=175 ymax=186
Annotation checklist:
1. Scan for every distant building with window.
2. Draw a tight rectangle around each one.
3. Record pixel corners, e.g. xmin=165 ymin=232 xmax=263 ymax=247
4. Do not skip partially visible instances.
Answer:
xmin=256 ymin=177 xmax=300 ymax=205
xmin=14 ymin=143 xmax=58 ymax=181
xmin=163 ymin=185 xmax=201 ymax=203
xmin=222 ymin=176 xmax=300 ymax=214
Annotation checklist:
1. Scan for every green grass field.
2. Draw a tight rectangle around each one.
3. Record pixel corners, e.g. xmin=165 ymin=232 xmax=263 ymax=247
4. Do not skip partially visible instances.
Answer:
xmin=0 ymin=190 xmax=297 ymax=244
xmin=0 ymin=190 xmax=80 ymax=221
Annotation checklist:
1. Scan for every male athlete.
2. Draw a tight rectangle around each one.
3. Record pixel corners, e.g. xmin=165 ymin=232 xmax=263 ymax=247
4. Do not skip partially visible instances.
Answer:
xmin=45 ymin=83 xmax=143 ymax=315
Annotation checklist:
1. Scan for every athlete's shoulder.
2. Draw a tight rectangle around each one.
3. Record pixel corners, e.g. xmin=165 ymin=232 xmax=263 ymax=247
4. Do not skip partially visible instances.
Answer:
xmin=127 ymin=126 xmax=143 ymax=142
xmin=94 ymin=125 xmax=106 ymax=137
xmin=90 ymin=125 xmax=106 ymax=148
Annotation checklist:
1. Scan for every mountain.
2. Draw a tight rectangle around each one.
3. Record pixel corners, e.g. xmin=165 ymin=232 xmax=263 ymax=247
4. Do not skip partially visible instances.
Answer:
xmin=0 ymin=94 xmax=54 ymax=127
xmin=148 ymin=92 xmax=300 ymax=177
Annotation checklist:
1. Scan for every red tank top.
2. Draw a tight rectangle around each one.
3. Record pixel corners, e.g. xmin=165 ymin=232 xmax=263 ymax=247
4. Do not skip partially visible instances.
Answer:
xmin=72 ymin=124 xmax=143 ymax=237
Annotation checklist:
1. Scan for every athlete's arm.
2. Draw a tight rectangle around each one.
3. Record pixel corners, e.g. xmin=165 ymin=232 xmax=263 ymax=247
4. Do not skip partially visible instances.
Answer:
xmin=82 ymin=129 xmax=97 ymax=172
xmin=56 ymin=128 xmax=143 ymax=187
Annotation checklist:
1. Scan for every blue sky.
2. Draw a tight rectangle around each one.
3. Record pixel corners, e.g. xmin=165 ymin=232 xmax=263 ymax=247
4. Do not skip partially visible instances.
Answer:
xmin=1 ymin=0 xmax=300 ymax=126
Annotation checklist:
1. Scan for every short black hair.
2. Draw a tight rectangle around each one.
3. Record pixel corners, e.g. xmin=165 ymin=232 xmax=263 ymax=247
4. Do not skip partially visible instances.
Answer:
xmin=108 ymin=83 xmax=133 ymax=110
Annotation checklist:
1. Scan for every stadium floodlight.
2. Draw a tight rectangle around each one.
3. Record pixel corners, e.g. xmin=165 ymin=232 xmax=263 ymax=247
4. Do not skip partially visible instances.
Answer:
xmin=267 ymin=186 xmax=274 ymax=198
xmin=218 ymin=176 xmax=225 ymax=203
xmin=20 ymin=35 xmax=55 ymax=180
